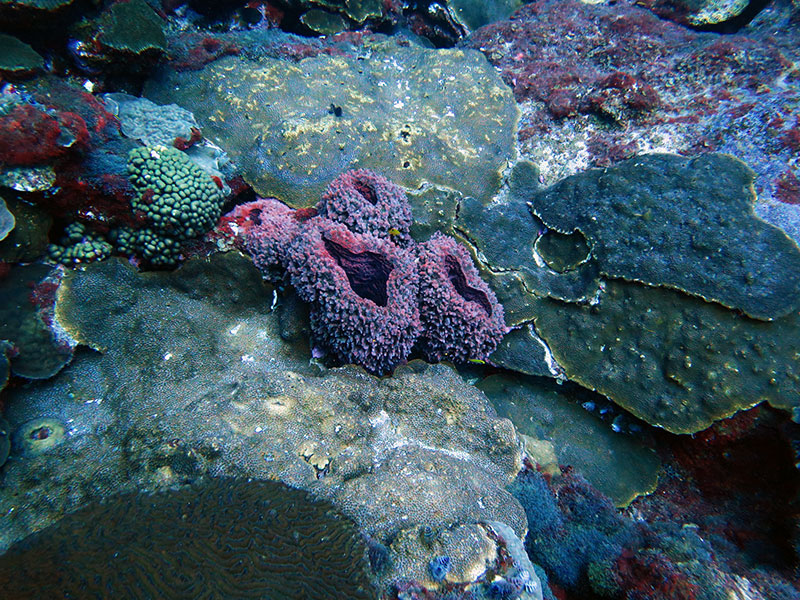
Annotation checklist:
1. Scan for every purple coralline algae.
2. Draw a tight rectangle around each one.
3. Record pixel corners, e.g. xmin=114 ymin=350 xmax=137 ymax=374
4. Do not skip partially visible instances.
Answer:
xmin=417 ymin=232 xmax=507 ymax=364
xmin=230 ymin=170 xmax=506 ymax=375
xmin=286 ymin=217 xmax=421 ymax=375
xmin=317 ymin=168 xmax=413 ymax=246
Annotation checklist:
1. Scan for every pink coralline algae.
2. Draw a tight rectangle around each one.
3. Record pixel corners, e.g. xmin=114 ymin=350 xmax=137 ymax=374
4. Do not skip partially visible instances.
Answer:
xmin=229 ymin=170 xmax=507 ymax=375
xmin=417 ymin=233 xmax=506 ymax=364
xmin=287 ymin=218 xmax=421 ymax=375
xmin=316 ymin=168 xmax=413 ymax=246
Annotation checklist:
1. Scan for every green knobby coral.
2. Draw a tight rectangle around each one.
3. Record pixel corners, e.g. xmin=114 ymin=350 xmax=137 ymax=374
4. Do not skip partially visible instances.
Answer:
xmin=128 ymin=145 xmax=223 ymax=241
xmin=47 ymin=222 xmax=112 ymax=266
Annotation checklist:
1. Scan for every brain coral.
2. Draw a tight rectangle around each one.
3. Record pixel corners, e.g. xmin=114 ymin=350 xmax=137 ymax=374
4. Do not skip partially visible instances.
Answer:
xmin=0 ymin=478 xmax=376 ymax=599
xmin=286 ymin=217 xmax=421 ymax=375
xmin=317 ymin=169 xmax=413 ymax=246
xmin=416 ymin=232 xmax=507 ymax=363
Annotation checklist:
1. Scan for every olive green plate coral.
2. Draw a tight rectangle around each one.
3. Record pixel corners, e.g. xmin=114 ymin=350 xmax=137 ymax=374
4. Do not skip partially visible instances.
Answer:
xmin=452 ymin=155 xmax=800 ymax=433
xmin=479 ymin=374 xmax=660 ymax=507
xmin=531 ymin=281 xmax=800 ymax=434
xmin=146 ymin=37 xmax=519 ymax=207
xmin=530 ymin=153 xmax=800 ymax=320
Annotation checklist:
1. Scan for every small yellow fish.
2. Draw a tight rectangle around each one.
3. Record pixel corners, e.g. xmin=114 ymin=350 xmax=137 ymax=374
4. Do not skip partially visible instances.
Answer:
xmin=467 ymin=358 xmax=486 ymax=365
xmin=388 ymin=227 xmax=401 ymax=236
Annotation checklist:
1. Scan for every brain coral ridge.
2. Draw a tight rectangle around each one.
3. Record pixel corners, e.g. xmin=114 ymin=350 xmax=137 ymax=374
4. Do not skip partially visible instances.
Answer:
xmin=233 ymin=169 xmax=506 ymax=374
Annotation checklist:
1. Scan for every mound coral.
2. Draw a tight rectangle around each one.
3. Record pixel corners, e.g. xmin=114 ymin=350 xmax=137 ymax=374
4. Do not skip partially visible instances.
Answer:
xmin=232 ymin=169 xmax=506 ymax=375
xmin=128 ymin=145 xmax=223 ymax=240
xmin=122 ymin=145 xmax=225 ymax=265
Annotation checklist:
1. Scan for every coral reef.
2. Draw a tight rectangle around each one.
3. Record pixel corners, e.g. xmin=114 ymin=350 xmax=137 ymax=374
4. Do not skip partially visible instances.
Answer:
xmin=47 ymin=222 xmax=112 ymax=266
xmin=0 ymin=478 xmax=376 ymax=599
xmin=451 ymin=156 xmax=800 ymax=434
xmin=127 ymin=145 xmax=224 ymax=240
xmin=0 ymin=253 xmax=525 ymax=596
xmin=0 ymin=33 xmax=43 ymax=77
xmin=530 ymin=153 xmax=800 ymax=320
xmin=118 ymin=145 xmax=226 ymax=265
xmin=461 ymin=0 xmax=800 ymax=227
xmin=0 ymin=197 xmax=14 ymax=241
xmin=145 ymin=35 xmax=518 ymax=207
xmin=479 ymin=373 xmax=659 ymax=507
xmin=0 ymin=263 xmax=73 ymax=380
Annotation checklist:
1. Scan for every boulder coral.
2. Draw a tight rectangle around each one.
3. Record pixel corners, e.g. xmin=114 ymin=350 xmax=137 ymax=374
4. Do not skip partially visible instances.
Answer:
xmin=230 ymin=169 xmax=506 ymax=375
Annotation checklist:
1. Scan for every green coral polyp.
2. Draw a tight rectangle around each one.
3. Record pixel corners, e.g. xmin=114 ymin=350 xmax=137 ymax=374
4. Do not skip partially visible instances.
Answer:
xmin=128 ymin=145 xmax=223 ymax=241
xmin=124 ymin=146 xmax=224 ymax=265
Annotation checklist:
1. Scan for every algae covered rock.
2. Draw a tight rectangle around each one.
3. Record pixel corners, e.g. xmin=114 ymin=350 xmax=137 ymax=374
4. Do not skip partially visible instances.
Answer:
xmin=530 ymin=154 xmax=800 ymax=320
xmin=0 ymin=33 xmax=43 ymax=77
xmin=447 ymin=0 xmax=523 ymax=32
xmin=0 ymin=196 xmax=14 ymax=241
xmin=478 ymin=374 xmax=660 ymax=507
xmin=1 ymin=252 xmax=525 ymax=593
xmin=0 ymin=478 xmax=376 ymax=599
xmin=0 ymin=263 xmax=73 ymax=380
xmin=146 ymin=36 xmax=518 ymax=207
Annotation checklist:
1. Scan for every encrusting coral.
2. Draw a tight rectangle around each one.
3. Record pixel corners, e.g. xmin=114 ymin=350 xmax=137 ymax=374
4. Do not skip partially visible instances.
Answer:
xmin=227 ymin=169 xmax=507 ymax=374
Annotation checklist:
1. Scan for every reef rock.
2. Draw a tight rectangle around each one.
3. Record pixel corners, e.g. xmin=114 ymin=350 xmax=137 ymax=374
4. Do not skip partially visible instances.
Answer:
xmin=0 ymin=252 xmax=528 ymax=594
xmin=145 ymin=35 xmax=519 ymax=207
xmin=462 ymin=0 xmax=800 ymax=237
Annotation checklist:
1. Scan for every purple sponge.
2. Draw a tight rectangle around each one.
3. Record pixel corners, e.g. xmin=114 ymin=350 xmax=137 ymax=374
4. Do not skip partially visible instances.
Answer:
xmin=225 ymin=198 xmax=302 ymax=280
xmin=317 ymin=169 xmax=413 ymax=246
xmin=286 ymin=217 xmax=421 ymax=375
xmin=416 ymin=232 xmax=507 ymax=363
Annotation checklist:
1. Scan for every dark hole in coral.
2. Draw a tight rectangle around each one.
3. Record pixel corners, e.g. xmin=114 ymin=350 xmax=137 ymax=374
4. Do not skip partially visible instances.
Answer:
xmin=324 ymin=236 xmax=393 ymax=307
xmin=445 ymin=254 xmax=492 ymax=316
xmin=352 ymin=179 xmax=379 ymax=205
xmin=30 ymin=426 xmax=51 ymax=440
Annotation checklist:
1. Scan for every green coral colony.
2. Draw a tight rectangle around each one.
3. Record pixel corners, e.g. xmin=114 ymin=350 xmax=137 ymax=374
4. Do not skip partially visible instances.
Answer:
xmin=109 ymin=145 xmax=225 ymax=265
